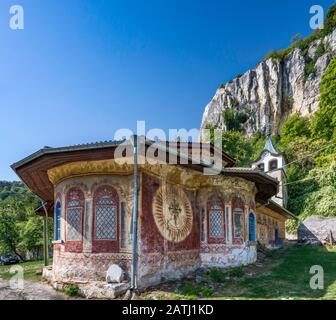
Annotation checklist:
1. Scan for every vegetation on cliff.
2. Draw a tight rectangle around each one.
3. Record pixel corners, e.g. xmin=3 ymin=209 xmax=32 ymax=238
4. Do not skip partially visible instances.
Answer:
xmin=207 ymin=57 xmax=336 ymax=234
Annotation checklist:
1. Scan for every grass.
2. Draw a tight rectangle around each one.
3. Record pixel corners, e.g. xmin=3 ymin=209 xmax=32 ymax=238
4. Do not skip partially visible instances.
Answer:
xmin=0 ymin=259 xmax=50 ymax=282
xmin=142 ymin=245 xmax=336 ymax=300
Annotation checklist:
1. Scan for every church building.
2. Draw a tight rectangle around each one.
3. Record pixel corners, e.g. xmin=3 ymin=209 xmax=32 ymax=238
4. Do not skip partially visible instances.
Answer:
xmin=11 ymin=136 xmax=296 ymax=296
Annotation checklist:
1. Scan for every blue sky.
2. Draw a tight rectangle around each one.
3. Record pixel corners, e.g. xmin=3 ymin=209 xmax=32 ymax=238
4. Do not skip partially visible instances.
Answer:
xmin=0 ymin=0 xmax=334 ymax=181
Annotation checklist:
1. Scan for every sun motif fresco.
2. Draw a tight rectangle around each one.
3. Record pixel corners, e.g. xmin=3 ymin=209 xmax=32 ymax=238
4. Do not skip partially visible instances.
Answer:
xmin=152 ymin=184 xmax=193 ymax=243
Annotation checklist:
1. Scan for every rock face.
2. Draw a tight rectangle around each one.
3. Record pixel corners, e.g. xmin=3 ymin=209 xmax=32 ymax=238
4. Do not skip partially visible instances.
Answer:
xmin=201 ymin=29 xmax=336 ymax=138
xmin=106 ymin=264 xmax=125 ymax=284
xmin=298 ymin=216 xmax=336 ymax=244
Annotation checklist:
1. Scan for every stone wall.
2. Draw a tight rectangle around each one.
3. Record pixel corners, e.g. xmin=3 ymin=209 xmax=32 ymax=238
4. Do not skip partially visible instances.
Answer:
xmin=53 ymin=246 xmax=132 ymax=283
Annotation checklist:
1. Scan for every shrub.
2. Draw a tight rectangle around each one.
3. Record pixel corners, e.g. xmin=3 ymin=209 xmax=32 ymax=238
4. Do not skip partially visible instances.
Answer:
xmin=280 ymin=113 xmax=311 ymax=145
xmin=311 ymin=58 xmax=336 ymax=140
xmin=199 ymin=287 xmax=213 ymax=297
xmin=64 ymin=284 xmax=80 ymax=297
xmin=209 ymin=268 xmax=225 ymax=282
xmin=225 ymin=267 xmax=244 ymax=278
xmin=315 ymin=42 xmax=327 ymax=59
xmin=181 ymin=283 xmax=198 ymax=296
xmin=304 ymin=59 xmax=317 ymax=78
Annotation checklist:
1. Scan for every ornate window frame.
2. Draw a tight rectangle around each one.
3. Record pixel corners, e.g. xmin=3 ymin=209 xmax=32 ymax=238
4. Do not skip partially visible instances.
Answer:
xmin=207 ymin=197 xmax=226 ymax=244
xmin=232 ymin=197 xmax=245 ymax=244
xmin=65 ymin=187 xmax=84 ymax=252
xmin=92 ymin=185 xmax=119 ymax=253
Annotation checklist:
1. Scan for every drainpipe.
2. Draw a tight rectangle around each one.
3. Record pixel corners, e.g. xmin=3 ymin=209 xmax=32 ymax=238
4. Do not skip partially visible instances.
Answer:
xmin=131 ymin=135 xmax=139 ymax=290
xmin=41 ymin=201 xmax=49 ymax=267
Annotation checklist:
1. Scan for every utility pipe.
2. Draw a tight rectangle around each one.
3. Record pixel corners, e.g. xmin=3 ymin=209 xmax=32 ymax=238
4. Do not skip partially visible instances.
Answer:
xmin=41 ymin=201 xmax=49 ymax=267
xmin=130 ymin=135 xmax=139 ymax=290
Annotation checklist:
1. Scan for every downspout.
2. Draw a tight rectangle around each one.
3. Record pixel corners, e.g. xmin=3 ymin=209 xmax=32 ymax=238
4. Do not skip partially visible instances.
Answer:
xmin=131 ymin=135 xmax=139 ymax=290
xmin=41 ymin=201 xmax=49 ymax=267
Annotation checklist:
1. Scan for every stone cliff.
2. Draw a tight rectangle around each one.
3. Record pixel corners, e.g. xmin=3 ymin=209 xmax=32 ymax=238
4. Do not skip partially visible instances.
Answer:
xmin=201 ymin=29 xmax=336 ymax=138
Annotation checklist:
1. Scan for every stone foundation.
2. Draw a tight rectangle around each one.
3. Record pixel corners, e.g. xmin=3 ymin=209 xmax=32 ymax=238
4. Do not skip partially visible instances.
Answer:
xmin=52 ymin=249 xmax=132 ymax=283
xmin=200 ymin=244 xmax=257 ymax=268
xmin=138 ymin=250 xmax=201 ymax=288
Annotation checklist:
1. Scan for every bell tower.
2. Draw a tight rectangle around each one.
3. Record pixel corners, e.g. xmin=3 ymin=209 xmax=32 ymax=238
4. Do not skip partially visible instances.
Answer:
xmin=251 ymin=125 xmax=288 ymax=207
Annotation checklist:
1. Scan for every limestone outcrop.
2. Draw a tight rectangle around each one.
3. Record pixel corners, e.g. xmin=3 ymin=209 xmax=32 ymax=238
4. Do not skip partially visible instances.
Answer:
xmin=201 ymin=29 xmax=336 ymax=138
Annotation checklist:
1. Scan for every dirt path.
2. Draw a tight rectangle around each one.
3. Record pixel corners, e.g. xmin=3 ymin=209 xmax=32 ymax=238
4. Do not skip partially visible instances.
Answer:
xmin=0 ymin=279 xmax=70 ymax=300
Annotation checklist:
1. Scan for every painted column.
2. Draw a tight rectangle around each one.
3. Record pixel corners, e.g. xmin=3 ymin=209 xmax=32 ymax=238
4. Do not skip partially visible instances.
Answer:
xmin=225 ymin=203 xmax=232 ymax=244
xmin=83 ymin=197 xmax=93 ymax=253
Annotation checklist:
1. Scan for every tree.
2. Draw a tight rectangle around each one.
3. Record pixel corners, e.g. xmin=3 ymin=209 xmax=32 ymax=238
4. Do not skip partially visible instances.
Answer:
xmin=280 ymin=113 xmax=311 ymax=145
xmin=217 ymin=131 xmax=254 ymax=167
xmin=311 ymin=58 xmax=336 ymax=140
xmin=19 ymin=215 xmax=44 ymax=260
xmin=291 ymin=33 xmax=302 ymax=44
xmin=0 ymin=208 xmax=24 ymax=260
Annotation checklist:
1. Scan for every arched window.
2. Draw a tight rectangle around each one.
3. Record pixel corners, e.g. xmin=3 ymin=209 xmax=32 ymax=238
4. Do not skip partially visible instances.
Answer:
xmin=249 ymin=212 xmax=256 ymax=242
xmin=232 ymin=197 xmax=245 ymax=243
xmin=233 ymin=208 xmax=243 ymax=238
xmin=207 ymin=198 xmax=225 ymax=244
xmin=65 ymin=187 xmax=84 ymax=252
xmin=55 ymin=201 xmax=61 ymax=241
xmin=269 ymin=159 xmax=278 ymax=171
xmin=92 ymin=186 xmax=119 ymax=253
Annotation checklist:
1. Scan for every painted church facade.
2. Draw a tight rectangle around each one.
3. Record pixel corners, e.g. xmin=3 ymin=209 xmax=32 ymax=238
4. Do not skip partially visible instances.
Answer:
xmin=11 ymin=137 xmax=295 ymax=290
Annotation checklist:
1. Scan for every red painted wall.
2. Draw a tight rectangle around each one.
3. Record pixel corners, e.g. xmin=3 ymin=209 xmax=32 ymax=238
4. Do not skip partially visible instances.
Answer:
xmin=140 ymin=173 xmax=200 ymax=254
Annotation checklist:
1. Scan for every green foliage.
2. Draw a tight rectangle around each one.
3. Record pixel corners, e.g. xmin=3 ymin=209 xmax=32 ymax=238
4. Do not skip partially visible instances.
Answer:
xmin=181 ymin=282 xmax=213 ymax=298
xmin=265 ymin=48 xmax=291 ymax=63
xmin=209 ymin=267 xmax=244 ymax=283
xmin=225 ymin=267 xmax=244 ymax=278
xmin=199 ymin=287 xmax=213 ymax=297
xmin=315 ymin=42 xmax=328 ymax=59
xmin=64 ymin=284 xmax=80 ymax=297
xmin=220 ymin=131 xmax=253 ymax=166
xmin=291 ymin=33 xmax=302 ymax=44
xmin=323 ymin=3 xmax=336 ymax=35
xmin=304 ymin=59 xmax=317 ymax=78
xmin=209 ymin=268 xmax=225 ymax=282
xmin=280 ymin=113 xmax=311 ymax=145
xmin=222 ymin=108 xmax=240 ymax=131
xmin=264 ymin=3 xmax=336 ymax=63
xmin=0 ymin=181 xmax=53 ymax=260
xmin=311 ymin=58 xmax=336 ymax=140
xmin=0 ymin=209 xmax=22 ymax=259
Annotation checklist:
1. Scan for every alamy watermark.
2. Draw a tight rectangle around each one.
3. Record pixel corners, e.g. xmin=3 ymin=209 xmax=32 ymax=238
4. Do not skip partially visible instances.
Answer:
xmin=9 ymin=5 xmax=24 ymax=30
xmin=6 ymin=4 xmax=326 ymax=32
xmin=112 ymin=121 xmax=224 ymax=176
xmin=0 ymin=265 xmax=25 ymax=290
xmin=310 ymin=5 xmax=324 ymax=30
xmin=309 ymin=265 xmax=324 ymax=290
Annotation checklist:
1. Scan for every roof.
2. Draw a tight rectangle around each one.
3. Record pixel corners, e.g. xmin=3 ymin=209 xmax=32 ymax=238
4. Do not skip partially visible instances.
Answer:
xmin=265 ymin=200 xmax=298 ymax=220
xmin=264 ymin=137 xmax=277 ymax=154
xmin=252 ymin=137 xmax=286 ymax=164
xmin=12 ymin=136 xmax=278 ymax=216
